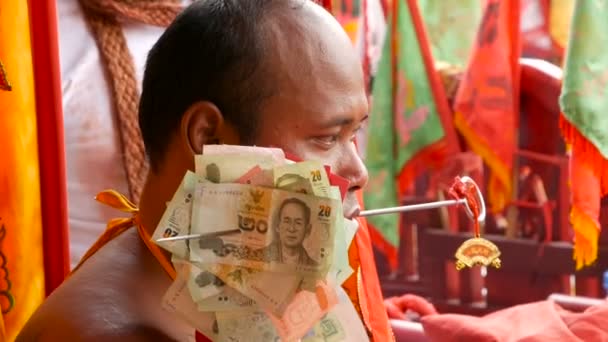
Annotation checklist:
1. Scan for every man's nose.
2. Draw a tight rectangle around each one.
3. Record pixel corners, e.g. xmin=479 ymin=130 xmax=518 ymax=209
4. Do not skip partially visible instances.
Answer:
xmin=338 ymin=143 xmax=368 ymax=191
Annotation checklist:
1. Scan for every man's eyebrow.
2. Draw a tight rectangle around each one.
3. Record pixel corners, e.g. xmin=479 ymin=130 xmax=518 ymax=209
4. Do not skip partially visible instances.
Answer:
xmin=318 ymin=114 xmax=369 ymax=129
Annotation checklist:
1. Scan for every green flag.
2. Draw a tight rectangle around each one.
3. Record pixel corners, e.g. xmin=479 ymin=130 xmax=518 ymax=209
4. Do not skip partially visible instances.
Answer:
xmin=364 ymin=0 xmax=456 ymax=269
xmin=418 ymin=0 xmax=482 ymax=67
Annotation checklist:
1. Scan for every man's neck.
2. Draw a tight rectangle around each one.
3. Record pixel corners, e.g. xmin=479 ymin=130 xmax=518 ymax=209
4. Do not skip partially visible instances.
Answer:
xmin=138 ymin=170 xmax=183 ymax=235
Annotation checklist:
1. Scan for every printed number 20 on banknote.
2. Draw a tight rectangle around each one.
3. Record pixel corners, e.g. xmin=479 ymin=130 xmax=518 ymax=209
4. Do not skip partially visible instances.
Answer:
xmin=190 ymin=183 xmax=339 ymax=275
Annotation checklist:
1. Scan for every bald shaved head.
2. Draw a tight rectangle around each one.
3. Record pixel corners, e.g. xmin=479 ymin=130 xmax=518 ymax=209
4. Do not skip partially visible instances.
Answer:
xmin=264 ymin=2 xmax=365 ymax=115
xmin=140 ymin=0 xmax=368 ymax=200
xmin=140 ymin=0 xmax=352 ymax=169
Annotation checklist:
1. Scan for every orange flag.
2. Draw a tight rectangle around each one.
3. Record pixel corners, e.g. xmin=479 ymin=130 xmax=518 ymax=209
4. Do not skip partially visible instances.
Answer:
xmin=0 ymin=0 xmax=69 ymax=339
xmin=453 ymin=0 xmax=521 ymax=213
xmin=0 ymin=0 xmax=46 ymax=339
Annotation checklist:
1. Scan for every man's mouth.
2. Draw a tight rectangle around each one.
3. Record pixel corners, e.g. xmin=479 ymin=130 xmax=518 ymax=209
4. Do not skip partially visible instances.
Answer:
xmin=345 ymin=207 xmax=360 ymax=220
xmin=343 ymin=194 xmax=360 ymax=219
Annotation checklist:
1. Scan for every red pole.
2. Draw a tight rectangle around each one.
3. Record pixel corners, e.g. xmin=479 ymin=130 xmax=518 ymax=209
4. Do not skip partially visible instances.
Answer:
xmin=28 ymin=0 xmax=70 ymax=295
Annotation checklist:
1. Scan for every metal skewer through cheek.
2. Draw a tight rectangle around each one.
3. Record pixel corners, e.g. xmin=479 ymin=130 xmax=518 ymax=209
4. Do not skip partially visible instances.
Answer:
xmin=359 ymin=176 xmax=486 ymax=223
xmin=358 ymin=199 xmax=466 ymax=217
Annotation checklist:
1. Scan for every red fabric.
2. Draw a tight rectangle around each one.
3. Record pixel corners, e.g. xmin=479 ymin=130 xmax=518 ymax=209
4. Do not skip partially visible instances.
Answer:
xmin=311 ymin=0 xmax=332 ymax=11
xmin=421 ymin=300 xmax=608 ymax=342
xmin=29 ymin=0 xmax=70 ymax=295
xmin=356 ymin=190 xmax=395 ymax=341
xmin=366 ymin=222 xmax=398 ymax=270
xmin=453 ymin=0 xmax=521 ymax=213
xmin=195 ymin=331 xmax=211 ymax=342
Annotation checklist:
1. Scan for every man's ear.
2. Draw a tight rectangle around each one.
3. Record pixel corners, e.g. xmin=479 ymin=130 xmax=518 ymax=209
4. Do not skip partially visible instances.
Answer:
xmin=179 ymin=101 xmax=240 ymax=155
xmin=180 ymin=101 xmax=223 ymax=155
xmin=305 ymin=224 xmax=312 ymax=237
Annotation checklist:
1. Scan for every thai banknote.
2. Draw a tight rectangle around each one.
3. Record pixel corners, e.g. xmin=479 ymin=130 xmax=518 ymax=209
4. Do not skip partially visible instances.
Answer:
xmin=234 ymin=165 xmax=274 ymax=187
xmin=189 ymin=157 xmax=280 ymax=314
xmin=328 ymin=186 xmax=353 ymax=285
xmin=195 ymin=145 xmax=284 ymax=184
xmin=187 ymin=263 xmax=225 ymax=303
xmin=301 ymin=287 xmax=370 ymax=342
xmin=267 ymin=279 xmax=339 ymax=341
xmin=212 ymin=286 xmax=368 ymax=342
xmin=199 ymin=263 xmax=301 ymax=317
xmin=156 ymin=146 xmax=365 ymax=340
xmin=202 ymin=144 xmax=285 ymax=164
xmin=215 ymin=309 xmax=280 ymax=341
xmin=276 ymin=176 xmax=315 ymax=195
xmin=274 ymin=160 xmax=331 ymax=197
xmin=152 ymin=171 xmax=198 ymax=259
xmin=196 ymin=284 xmax=256 ymax=313
xmin=190 ymin=183 xmax=339 ymax=275
xmin=161 ymin=262 xmax=218 ymax=339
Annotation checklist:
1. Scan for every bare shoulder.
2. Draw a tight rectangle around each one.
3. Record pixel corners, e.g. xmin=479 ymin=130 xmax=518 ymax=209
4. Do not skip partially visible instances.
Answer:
xmin=17 ymin=229 xmax=192 ymax=341
xmin=17 ymin=319 xmax=178 ymax=342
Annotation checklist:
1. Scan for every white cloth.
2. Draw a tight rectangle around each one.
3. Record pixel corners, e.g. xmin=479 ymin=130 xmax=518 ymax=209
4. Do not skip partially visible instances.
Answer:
xmin=57 ymin=0 xmax=166 ymax=268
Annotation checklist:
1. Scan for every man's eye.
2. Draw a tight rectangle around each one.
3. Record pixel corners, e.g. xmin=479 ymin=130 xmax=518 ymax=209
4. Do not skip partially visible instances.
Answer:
xmin=352 ymin=126 xmax=362 ymax=139
xmin=314 ymin=136 xmax=338 ymax=147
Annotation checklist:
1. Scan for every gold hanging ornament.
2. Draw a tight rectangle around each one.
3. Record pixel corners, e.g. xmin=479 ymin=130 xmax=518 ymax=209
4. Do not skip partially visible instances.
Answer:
xmin=448 ymin=176 xmax=502 ymax=271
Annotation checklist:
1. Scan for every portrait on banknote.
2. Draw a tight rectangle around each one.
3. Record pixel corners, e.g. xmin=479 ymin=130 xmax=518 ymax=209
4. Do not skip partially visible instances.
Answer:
xmin=259 ymin=197 xmax=318 ymax=267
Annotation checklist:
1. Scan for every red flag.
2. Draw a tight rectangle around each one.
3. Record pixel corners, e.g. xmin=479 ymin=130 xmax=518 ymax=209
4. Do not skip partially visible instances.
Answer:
xmin=453 ymin=0 xmax=521 ymax=213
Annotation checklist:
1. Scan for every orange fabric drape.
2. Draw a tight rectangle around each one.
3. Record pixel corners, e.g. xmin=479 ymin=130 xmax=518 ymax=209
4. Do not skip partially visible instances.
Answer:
xmin=0 ymin=1 xmax=46 ymax=339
